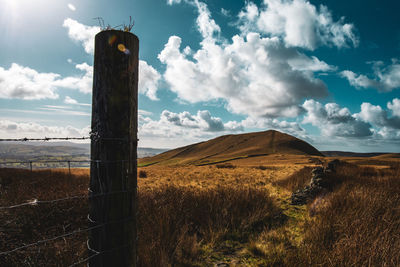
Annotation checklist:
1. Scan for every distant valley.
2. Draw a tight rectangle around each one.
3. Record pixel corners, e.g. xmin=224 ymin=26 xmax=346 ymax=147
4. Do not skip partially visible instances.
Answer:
xmin=1 ymin=132 xmax=397 ymax=167
xmin=0 ymin=142 xmax=168 ymax=166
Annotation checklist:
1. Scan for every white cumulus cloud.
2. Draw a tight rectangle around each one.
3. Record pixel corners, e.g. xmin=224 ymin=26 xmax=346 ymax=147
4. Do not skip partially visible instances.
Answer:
xmin=0 ymin=62 xmax=93 ymax=100
xmin=388 ymin=98 xmax=400 ymax=117
xmin=54 ymin=62 xmax=93 ymax=94
xmin=302 ymin=99 xmax=400 ymax=140
xmin=356 ymin=102 xmax=400 ymax=129
xmin=159 ymin=110 xmax=243 ymax=132
xmin=238 ymin=0 xmax=358 ymax=50
xmin=341 ymin=60 xmax=400 ymax=92
xmin=0 ymin=63 xmax=60 ymax=100
xmin=53 ymin=63 xmax=92 ymax=93
xmin=159 ymin=32 xmax=328 ymax=118
xmin=302 ymin=99 xmax=372 ymax=137
xmin=63 ymin=18 xmax=100 ymax=55
xmin=193 ymin=0 xmax=221 ymax=40
xmin=158 ymin=0 xmax=333 ymax=118
xmin=0 ymin=120 xmax=90 ymax=139
xmin=139 ymin=109 xmax=244 ymax=148
xmin=139 ymin=60 xmax=161 ymax=100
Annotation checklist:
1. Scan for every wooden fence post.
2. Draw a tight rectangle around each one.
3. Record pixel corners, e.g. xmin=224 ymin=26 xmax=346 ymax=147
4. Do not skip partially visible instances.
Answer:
xmin=89 ymin=29 xmax=138 ymax=267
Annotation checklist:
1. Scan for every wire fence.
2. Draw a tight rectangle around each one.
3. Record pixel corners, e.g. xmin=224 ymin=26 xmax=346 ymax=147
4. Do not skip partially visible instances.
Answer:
xmin=0 ymin=137 xmax=91 ymax=142
xmin=0 ymin=160 xmax=91 ymax=173
xmin=0 ymin=136 xmax=137 ymax=266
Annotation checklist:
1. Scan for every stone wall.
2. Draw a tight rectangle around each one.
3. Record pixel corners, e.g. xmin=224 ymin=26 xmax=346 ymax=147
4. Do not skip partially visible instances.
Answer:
xmin=291 ymin=159 xmax=340 ymax=205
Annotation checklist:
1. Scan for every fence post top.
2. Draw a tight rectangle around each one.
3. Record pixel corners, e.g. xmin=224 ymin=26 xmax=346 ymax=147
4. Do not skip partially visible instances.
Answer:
xmin=95 ymin=30 xmax=138 ymax=40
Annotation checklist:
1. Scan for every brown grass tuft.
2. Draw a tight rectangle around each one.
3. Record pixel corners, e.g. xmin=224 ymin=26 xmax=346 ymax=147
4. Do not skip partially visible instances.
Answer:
xmin=0 ymin=168 xmax=89 ymax=266
xmin=138 ymin=185 xmax=281 ymax=265
xmin=215 ymin=163 xmax=236 ymax=169
xmin=274 ymin=166 xmax=313 ymax=192
xmin=138 ymin=170 xmax=147 ymax=178
xmin=284 ymin=162 xmax=400 ymax=266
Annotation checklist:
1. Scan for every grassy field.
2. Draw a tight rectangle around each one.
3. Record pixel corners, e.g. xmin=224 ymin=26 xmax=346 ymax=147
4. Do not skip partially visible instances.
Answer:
xmin=0 ymin=155 xmax=399 ymax=266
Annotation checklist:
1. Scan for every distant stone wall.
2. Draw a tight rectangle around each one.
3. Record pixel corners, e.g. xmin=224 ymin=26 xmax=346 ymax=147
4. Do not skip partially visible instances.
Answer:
xmin=291 ymin=159 xmax=340 ymax=205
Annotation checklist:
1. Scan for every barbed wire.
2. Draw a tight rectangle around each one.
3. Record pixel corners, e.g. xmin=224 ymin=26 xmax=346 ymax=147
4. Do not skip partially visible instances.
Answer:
xmin=0 ymin=160 xmax=90 ymax=165
xmin=0 ymin=136 xmax=138 ymax=264
xmin=0 ymin=224 xmax=102 ymax=256
xmin=0 ymin=159 xmax=129 ymax=164
xmin=0 ymin=189 xmax=134 ymax=210
xmin=0 ymin=216 xmax=134 ymax=257
xmin=68 ymin=241 xmax=131 ymax=267
xmin=0 ymin=137 xmax=91 ymax=142
xmin=67 ymin=240 xmax=101 ymax=267
xmin=68 ymin=250 xmax=99 ymax=267
xmin=0 ymin=136 xmax=135 ymax=142
xmin=0 ymin=195 xmax=85 ymax=209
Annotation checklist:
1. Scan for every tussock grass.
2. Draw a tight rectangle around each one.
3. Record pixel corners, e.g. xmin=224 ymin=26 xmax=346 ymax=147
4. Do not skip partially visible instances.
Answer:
xmin=138 ymin=186 xmax=281 ymax=266
xmin=297 ymin=163 xmax=400 ymax=266
xmin=1 ymin=160 xmax=399 ymax=266
xmin=0 ymin=166 xmax=284 ymax=266
xmin=274 ymin=166 xmax=313 ymax=192
xmin=215 ymin=163 xmax=236 ymax=169
xmin=138 ymin=170 xmax=147 ymax=178
xmin=0 ymin=168 xmax=88 ymax=266
xmin=279 ymin=162 xmax=400 ymax=266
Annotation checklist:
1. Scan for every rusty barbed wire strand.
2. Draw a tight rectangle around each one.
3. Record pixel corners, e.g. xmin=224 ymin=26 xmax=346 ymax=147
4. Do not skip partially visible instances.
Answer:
xmin=0 ymin=217 xmax=134 ymax=256
xmin=0 ymin=189 xmax=134 ymax=210
xmin=68 ymin=241 xmax=132 ymax=267
xmin=0 ymin=224 xmax=102 ymax=256
xmin=0 ymin=160 xmax=90 ymax=165
xmin=0 ymin=135 xmax=135 ymax=142
xmin=0 ymin=136 xmax=137 ymax=263
xmin=0 ymin=137 xmax=91 ymax=142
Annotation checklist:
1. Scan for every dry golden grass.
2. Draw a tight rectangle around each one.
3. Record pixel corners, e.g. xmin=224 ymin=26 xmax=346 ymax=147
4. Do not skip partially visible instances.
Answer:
xmin=268 ymin=161 xmax=400 ymax=266
xmin=1 ymin=156 xmax=399 ymax=266
xmin=292 ymin=162 xmax=400 ymax=267
xmin=136 ymin=163 xmax=300 ymax=265
xmin=0 ymin=168 xmax=88 ymax=266
xmin=0 ymin=162 xmax=298 ymax=266
xmin=138 ymin=185 xmax=282 ymax=266
xmin=137 ymin=164 xmax=301 ymax=193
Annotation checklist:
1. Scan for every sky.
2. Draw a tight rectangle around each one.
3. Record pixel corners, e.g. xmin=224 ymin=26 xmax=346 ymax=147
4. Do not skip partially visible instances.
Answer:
xmin=0 ymin=0 xmax=399 ymax=152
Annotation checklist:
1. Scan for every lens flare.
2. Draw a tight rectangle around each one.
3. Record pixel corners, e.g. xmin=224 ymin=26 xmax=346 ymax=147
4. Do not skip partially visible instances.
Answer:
xmin=118 ymin=44 xmax=130 ymax=55
xmin=108 ymin=35 xmax=117 ymax=45
xmin=118 ymin=43 xmax=126 ymax=52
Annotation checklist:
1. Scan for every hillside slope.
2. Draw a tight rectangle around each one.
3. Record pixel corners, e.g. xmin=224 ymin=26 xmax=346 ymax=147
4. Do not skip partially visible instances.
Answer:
xmin=139 ymin=130 xmax=323 ymax=166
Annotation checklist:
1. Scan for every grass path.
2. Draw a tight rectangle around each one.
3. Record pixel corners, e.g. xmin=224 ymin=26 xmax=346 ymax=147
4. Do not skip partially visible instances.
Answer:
xmin=201 ymin=165 xmax=309 ymax=266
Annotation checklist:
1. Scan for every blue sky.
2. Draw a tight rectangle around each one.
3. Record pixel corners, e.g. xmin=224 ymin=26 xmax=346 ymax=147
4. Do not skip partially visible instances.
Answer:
xmin=0 ymin=0 xmax=399 ymax=152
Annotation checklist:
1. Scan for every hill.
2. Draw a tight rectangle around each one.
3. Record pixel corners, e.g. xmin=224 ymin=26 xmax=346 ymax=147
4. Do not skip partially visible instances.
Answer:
xmin=139 ymin=130 xmax=323 ymax=166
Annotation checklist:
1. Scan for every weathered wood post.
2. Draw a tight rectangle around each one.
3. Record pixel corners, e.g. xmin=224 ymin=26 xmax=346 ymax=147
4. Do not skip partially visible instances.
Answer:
xmin=89 ymin=30 xmax=138 ymax=267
